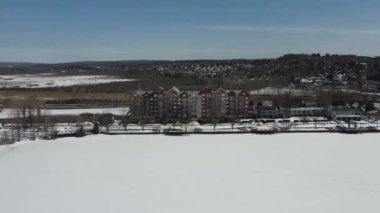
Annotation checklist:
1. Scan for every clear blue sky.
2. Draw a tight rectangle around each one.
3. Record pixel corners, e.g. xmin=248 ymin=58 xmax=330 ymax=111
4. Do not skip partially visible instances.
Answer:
xmin=1 ymin=0 xmax=380 ymax=62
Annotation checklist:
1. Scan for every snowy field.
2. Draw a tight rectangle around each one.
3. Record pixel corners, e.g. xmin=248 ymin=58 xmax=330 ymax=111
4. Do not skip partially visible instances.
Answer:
xmin=0 ymin=74 xmax=134 ymax=88
xmin=1 ymin=134 xmax=380 ymax=213
xmin=0 ymin=107 xmax=128 ymax=118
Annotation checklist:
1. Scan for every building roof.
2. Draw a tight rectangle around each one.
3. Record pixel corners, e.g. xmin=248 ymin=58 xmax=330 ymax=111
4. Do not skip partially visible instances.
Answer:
xmin=239 ymin=90 xmax=250 ymax=96
xmin=167 ymin=86 xmax=180 ymax=94
xmin=199 ymin=87 xmax=213 ymax=95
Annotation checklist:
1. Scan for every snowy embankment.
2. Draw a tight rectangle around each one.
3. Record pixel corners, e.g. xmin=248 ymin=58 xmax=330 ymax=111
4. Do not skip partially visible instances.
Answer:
xmin=1 ymin=134 xmax=380 ymax=213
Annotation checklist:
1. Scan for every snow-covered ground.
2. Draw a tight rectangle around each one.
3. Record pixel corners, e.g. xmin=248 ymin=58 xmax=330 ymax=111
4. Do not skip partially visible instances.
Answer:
xmin=0 ymin=107 xmax=128 ymax=119
xmin=1 ymin=134 xmax=380 ymax=213
xmin=251 ymin=87 xmax=306 ymax=96
xmin=104 ymin=121 xmax=380 ymax=134
xmin=0 ymin=73 xmax=134 ymax=88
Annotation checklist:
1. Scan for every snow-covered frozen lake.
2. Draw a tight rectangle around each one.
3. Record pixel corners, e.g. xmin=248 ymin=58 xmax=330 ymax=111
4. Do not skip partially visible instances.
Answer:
xmin=1 ymin=134 xmax=380 ymax=213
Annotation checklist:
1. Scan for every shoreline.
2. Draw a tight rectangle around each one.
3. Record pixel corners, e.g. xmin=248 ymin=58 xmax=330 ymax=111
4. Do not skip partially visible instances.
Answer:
xmin=101 ymin=129 xmax=380 ymax=135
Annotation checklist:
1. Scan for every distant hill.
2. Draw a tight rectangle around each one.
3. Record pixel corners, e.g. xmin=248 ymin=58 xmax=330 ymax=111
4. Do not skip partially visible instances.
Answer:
xmin=0 ymin=62 xmax=43 ymax=67
xmin=1 ymin=54 xmax=380 ymax=81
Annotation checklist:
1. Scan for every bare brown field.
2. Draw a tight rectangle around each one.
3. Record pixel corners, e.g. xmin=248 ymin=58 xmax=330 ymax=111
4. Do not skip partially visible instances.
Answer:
xmin=0 ymin=89 xmax=132 ymax=108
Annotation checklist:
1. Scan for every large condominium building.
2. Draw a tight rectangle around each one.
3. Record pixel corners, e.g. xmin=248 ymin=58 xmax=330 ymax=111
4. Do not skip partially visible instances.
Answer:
xmin=132 ymin=87 xmax=252 ymax=121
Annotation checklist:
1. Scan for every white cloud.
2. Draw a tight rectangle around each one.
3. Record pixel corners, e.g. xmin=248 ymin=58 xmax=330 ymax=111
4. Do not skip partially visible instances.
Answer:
xmin=204 ymin=25 xmax=380 ymax=35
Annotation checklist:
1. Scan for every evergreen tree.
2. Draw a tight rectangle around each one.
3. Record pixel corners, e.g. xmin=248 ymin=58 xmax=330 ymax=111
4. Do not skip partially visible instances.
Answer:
xmin=92 ymin=123 xmax=99 ymax=134
xmin=76 ymin=125 xmax=85 ymax=137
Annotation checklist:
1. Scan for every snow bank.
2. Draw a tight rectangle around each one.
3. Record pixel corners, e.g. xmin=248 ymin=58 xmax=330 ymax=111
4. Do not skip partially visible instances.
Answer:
xmin=1 ymin=134 xmax=380 ymax=213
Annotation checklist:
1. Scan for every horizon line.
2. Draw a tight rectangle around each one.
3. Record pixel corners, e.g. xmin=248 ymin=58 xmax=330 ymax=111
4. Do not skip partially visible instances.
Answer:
xmin=203 ymin=25 xmax=380 ymax=35
xmin=2 ymin=53 xmax=380 ymax=64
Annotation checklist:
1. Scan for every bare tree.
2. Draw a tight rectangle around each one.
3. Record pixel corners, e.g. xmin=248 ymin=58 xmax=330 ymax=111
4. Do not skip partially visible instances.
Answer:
xmin=1 ymin=130 xmax=10 ymax=145
xmin=7 ymin=109 xmax=22 ymax=142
